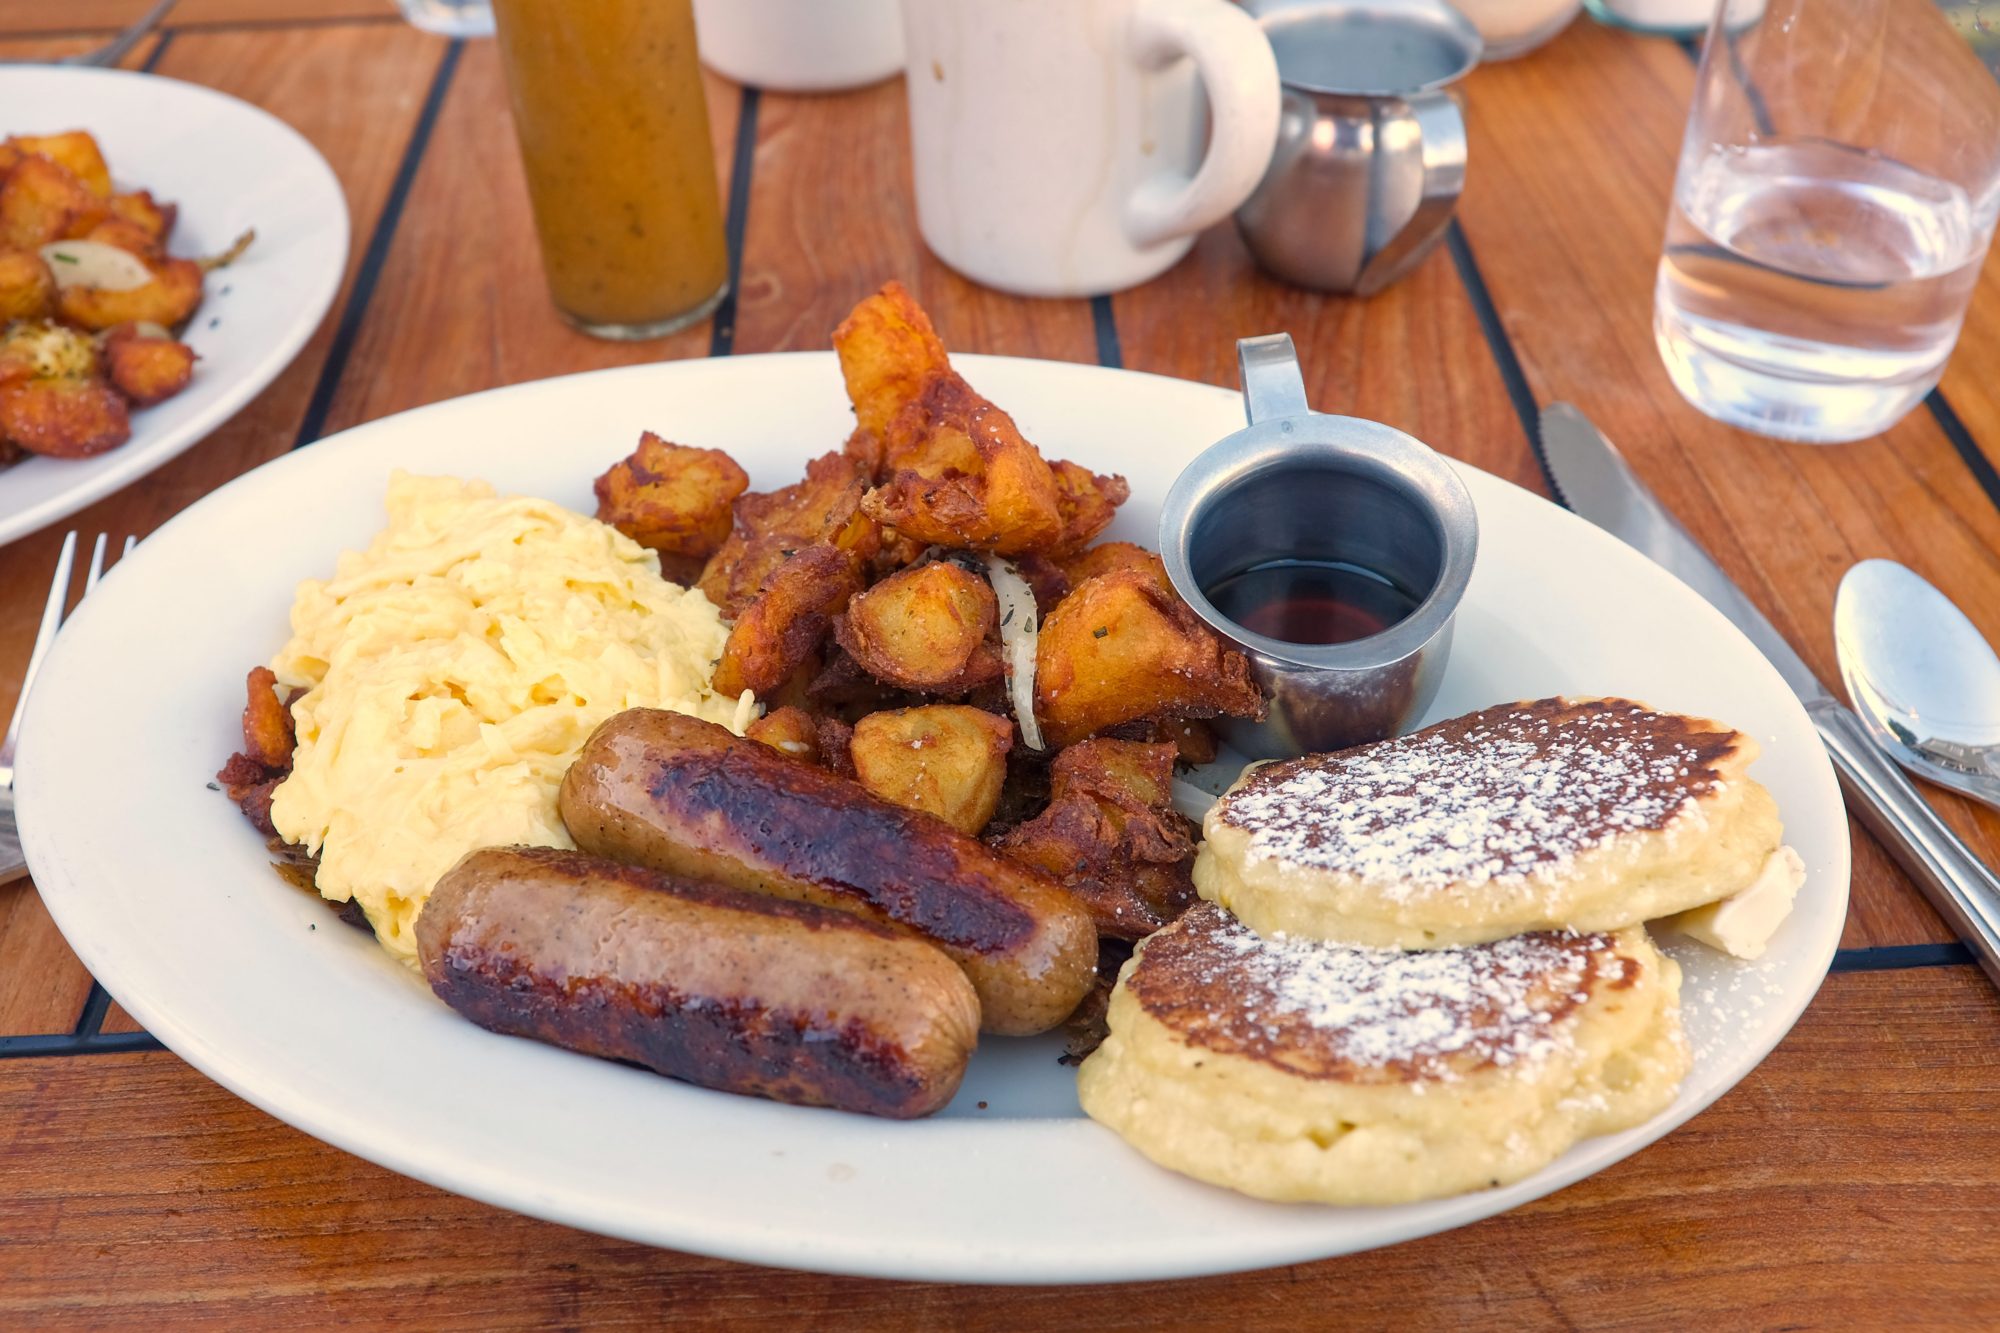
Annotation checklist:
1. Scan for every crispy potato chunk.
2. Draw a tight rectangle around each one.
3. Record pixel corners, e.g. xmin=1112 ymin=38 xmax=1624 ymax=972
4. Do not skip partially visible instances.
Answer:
xmin=1048 ymin=459 xmax=1129 ymax=555
xmin=836 ymin=560 xmax=1000 ymax=694
xmin=8 ymin=133 xmax=111 ymax=199
xmin=242 ymin=666 xmax=296 ymax=770
xmin=994 ymin=739 xmax=1197 ymax=939
xmin=850 ymin=705 xmax=1014 ymax=836
xmin=816 ymin=715 xmax=858 ymax=778
xmin=699 ymin=451 xmax=878 ymax=618
xmin=102 ymin=325 xmax=196 ymax=405
xmin=805 ymin=648 xmax=909 ymax=714
xmin=81 ymin=216 xmax=162 ymax=261
xmin=862 ymin=374 xmax=1065 ymax=554
xmin=0 ymin=377 xmax=130 ymax=457
xmin=834 ymin=283 xmax=1128 ymax=556
xmin=0 ymin=154 xmax=102 ymax=250
xmin=712 ymin=543 xmax=866 ymax=699
xmin=0 ymin=249 xmax=54 ymax=321
xmin=592 ymin=432 xmax=749 ymax=580
xmin=1059 ymin=541 xmax=1164 ymax=589
xmin=1034 ymin=567 xmax=1264 ymax=748
xmin=833 ymin=279 xmax=952 ymax=449
xmin=746 ymin=704 xmax=822 ymax=764
xmin=55 ymin=254 xmax=202 ymax=331
xmin=107 ymin=190 xmax=176 ymax=243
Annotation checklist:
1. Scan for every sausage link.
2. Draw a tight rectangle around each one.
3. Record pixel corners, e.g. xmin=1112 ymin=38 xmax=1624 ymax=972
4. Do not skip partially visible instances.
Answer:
xmin=558 ymin=709 xmax=1098 ymax=1035
xmin=416 ymin=846 xmax=980 ymax=1118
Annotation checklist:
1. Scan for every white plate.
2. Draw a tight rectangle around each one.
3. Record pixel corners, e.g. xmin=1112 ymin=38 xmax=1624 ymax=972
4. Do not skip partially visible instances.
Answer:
xmin=18 ymin=354 xmax=1849 ymax=1284
xmin=0 ymin=67 xmax=348 ymax=546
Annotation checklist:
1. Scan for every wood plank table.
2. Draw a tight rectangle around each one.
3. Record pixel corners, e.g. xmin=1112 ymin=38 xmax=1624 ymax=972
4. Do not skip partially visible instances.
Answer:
xmin=4 ymin=3 xmax=1998 ymax=1325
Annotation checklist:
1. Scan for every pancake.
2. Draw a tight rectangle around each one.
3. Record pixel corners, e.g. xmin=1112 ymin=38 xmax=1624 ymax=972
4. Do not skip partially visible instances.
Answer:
xmin=1195 ymin=696 xmax=1790 ymax=949
xmin=1076 ymin=903 xmax=1690 ymax=1206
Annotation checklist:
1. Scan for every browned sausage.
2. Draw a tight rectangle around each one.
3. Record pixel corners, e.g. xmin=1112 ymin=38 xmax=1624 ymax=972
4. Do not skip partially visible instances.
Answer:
xmin=558 ymin=709 xmax=1098 ymax=1036
xmin=415 ymin=846 xmax=980 ymax=1119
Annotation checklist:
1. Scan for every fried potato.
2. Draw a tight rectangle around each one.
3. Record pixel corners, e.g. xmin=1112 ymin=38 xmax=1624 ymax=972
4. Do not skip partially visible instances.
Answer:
xmin=1008 ymin=552 xmax=1070 ymax=616
xmin=805 ymin=648 xmax=910 ymax=714
xmin=102 ymin=325 xmax=196 ymax=405
xmin=8 ymin=133 xmax=111 ymax=199
xmin=994 ymin=739 xmax=1197 ymax=939
xmin=106 ymin=190 xmax=176 ymax=244
xmin=712 ymin=543 xmax=866 ymax=699
xmin=592 ymin=432 xmax=749 ymax=581
xmin=850 ymin=705 xmax=1014 ymax=836
xmin=833 ymin=279 xmax=952 ymax=450
xmin=746 ymin=704 xmax=822 ymax=764
xmin=699 ymin=451 xmax=878 ymax=618
xmin=817 ymin=714 xmax=858 ymax=778
xmin=0 ymin=154 xmax=103 ymax=250
xmin=834 ymin=284 xmax=1130 ymax=557
xmin=81 ymin=216 xmax=162 ymax=261
xmin=1058 ymin=540 xmax=1165 ymax=589
xmin=0 ymin=249 xmax=54 ymax=321
xmin=1048 ymin=459 xmax=1129 ymax=555
xmin=0 ymin=376 xmax=130 ymax=457
xmin=835 ymin=560 xmax=1001 ymax=694
xmin=1034 ymin=567 xmax=1264 ymax=748
xmin=55 ymin=254 xmax=202 ymax=331
xmin=862 ymin=375 xmax=1066 ymax=554
xmin=835 ymin=284 xmax=1067 ymax=554
xmin=242 ymin=665 xmax=296 ymax=770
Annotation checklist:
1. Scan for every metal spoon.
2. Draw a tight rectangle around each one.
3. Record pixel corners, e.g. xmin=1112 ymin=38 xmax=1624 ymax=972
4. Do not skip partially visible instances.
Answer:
xmin=1834 ymin=558 xmax=2000 ymax=813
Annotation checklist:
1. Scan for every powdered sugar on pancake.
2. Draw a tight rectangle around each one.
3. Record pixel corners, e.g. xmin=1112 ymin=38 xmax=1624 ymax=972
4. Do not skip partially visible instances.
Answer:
xmin=1215 ymin=698 xmax=1742 ymax=898
xmin=1130 ymin=904 xmax=1637 ymax=1081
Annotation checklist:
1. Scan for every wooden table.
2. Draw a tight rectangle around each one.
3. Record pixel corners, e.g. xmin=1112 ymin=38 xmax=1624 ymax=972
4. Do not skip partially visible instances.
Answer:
xmin=4 ymin=2 xmax=1998 ymax=1324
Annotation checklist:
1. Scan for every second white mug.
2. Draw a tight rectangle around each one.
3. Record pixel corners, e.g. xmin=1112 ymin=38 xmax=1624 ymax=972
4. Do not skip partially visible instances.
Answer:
xmin=900 ymin=0 xmax=1282 ymax=298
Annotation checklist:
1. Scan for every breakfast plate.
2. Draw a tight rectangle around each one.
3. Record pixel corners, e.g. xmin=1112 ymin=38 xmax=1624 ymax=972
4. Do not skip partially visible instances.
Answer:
xmin=17 ymin=353 xmax=1849 ymax=1283
xmin=0 ymin=67 xmax=349 ymax=546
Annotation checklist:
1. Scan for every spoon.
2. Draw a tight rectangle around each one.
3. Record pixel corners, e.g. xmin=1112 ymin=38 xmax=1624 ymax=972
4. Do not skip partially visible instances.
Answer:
xmin=1834 ymin=559 xmax=2000 ymax=813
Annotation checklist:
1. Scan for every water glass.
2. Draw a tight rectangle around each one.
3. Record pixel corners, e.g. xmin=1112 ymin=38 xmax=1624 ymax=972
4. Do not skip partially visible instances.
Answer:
xmin=1656 ymin=0 xmax=2000 ymax=443
xmin=396 ymin=0 xmax=494 ymax=38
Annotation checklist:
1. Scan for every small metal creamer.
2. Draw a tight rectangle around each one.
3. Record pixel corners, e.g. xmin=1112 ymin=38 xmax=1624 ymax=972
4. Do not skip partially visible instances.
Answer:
xmin=1158 ymin=334 xmax=1478 ymax=758
xmin=1233 ymin=0 xmax=1482 ymax=295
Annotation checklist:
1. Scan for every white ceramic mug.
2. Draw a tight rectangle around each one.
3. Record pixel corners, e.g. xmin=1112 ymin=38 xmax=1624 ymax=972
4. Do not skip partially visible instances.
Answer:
xmin=693 ymin=0 xmax=905 ymax=93
xmin=900 ymin=0 xmax=1282 ymax=297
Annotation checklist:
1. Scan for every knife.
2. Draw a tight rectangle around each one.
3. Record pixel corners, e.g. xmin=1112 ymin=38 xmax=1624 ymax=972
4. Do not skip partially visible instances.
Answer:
xmin=0 ymin=792 xmax=23 ymax=887
xmin=1538 ymin=402 xmax=2000 ymax=987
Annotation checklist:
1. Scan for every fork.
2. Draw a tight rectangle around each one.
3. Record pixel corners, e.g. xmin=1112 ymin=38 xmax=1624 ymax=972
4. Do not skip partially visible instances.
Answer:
xmin=4 ymin=0 xmax=178 ymax=69
xmin=0 ymin=533 xmax=135 ymax=887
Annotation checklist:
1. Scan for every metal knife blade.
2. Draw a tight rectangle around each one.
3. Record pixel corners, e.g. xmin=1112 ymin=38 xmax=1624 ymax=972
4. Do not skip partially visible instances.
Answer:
xmin=0 ymin=791 xmax=25 ymax=888
xmin=1538 ymin=402 xmax=1829 ymax=703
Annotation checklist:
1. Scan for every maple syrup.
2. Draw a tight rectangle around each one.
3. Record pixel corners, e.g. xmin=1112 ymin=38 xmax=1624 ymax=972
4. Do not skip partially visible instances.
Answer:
xmin=1205 ymin=558 xmax=1419 ymax=645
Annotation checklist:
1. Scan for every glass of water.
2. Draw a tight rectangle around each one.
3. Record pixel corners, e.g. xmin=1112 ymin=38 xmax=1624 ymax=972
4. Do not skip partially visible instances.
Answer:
xmin=396 ymin=0 xmax=493 ymax=38
xmin=1656 ymin=0 xmax=2000 ymax=442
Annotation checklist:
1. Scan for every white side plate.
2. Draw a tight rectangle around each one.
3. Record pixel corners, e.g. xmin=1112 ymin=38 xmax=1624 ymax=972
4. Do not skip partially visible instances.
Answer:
xmin=0 ymin=67 xmax=349 ymax=546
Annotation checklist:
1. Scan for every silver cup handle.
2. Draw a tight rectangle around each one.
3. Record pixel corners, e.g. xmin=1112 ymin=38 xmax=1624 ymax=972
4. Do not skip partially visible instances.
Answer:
xmin=1353 ymin=90 xmax=1469 ymax=297
xmin=1238 ymin=333 xmax=1309 ymax=424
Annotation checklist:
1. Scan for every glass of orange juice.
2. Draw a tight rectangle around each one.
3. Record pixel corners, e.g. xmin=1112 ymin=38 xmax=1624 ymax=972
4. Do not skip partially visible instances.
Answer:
xmin=489 ymin=0 xmax=729 ymax=338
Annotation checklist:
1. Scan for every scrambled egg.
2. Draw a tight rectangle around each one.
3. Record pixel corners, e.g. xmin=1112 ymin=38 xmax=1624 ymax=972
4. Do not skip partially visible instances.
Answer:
xmin=268 ymin=472 xmax=752 ymax=962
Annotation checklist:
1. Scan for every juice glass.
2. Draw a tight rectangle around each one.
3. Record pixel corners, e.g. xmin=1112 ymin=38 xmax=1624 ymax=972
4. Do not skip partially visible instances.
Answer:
xmin=490 ymin=0 xmax=729 ymax=338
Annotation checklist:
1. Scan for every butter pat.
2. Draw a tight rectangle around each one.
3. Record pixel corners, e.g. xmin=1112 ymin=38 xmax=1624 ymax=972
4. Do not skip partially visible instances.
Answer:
xmin=1664 ymin=846 xmax=1805 ymax=960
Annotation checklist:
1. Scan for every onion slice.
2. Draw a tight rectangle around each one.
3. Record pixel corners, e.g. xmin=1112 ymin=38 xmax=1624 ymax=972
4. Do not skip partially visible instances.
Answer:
xmin=38 ymin=240 xmax=152 ymax=292
xmin=983 ymin=554 xmax=1045 ymax=752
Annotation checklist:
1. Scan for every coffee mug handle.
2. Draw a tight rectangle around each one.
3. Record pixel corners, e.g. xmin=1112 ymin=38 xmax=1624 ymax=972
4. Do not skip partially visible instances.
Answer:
xmin=1123 ymin=0 xmax=1281 ymax=250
